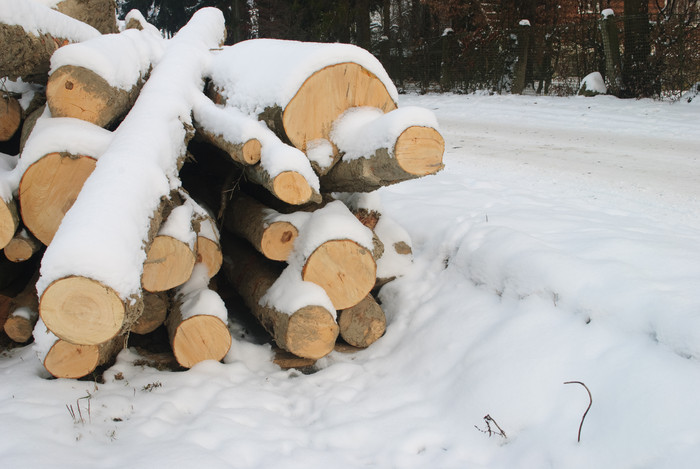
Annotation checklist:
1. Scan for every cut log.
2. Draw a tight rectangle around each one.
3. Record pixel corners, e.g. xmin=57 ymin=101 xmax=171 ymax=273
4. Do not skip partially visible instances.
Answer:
xmin=51 ymin=0 xmax=119 ymax=34
xmin=19 ymin=152 xmax=97 ymax=245
xmin=245 ymin=165 xmax=321 ymax=206
xmin=0 ymin=95 xmax=22 ymax=141
xmin=0 ymin=294 xmax=11 ymax=330
xmin=195 ymin=129 xmax=261 ymax=166
xmin=3 ymin=277 xmax=39 ymax=343
xmin=39 ymin=276 xmax=142 ymax=345
xmin=0 ymin=1 xmax=100 ymax=82
xmin=208 ymin=40 xmax=398 ymax=160
xmin=222 ymin=234 xmax=338 ymax=359
xmin=142 ymin=204 xmax=197 ymax=292
xmin=321 ymin=107 xmax=445 ymax=192
xmin=186 ymin=197 xmax=222 ymax=279
xmin=130 ymin=291 xmax=168 ymax=335
xmin=166 ymin=263 xmax=231 ymax=368
xmin=337 ymin=294 xmax=386 ymax=348
xmin=46 ymin=65 xmax=143 ymax=128
xmin=36 ymin=322 xmax=126 ymax=379
xmin=3 ymin=229 xmax=42 ymax=263
xmin=0 ymin=197 xmax=19 ymax=250
xmin=223 ymin=192 xmax=300 ymax=262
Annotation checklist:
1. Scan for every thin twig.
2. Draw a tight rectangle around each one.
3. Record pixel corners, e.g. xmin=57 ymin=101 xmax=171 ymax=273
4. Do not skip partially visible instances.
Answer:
xmin=564 ymin=381 xmax=592 ymax=443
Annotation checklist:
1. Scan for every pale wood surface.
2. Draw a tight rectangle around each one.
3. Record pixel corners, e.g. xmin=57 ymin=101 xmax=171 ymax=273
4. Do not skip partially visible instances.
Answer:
xmin=19 ymin=152 xmax=96 ymax=245
xmin=44 ymin=334 xmax=124 ymax=379
xmin=302 ymin=239 xmax=377 ymax=310
xmin=394 ymin=126 xmax=446 ymax=175
xmin=337 ymin=294 xmax=386 ymax=348
xmin=0 ymin=96 xmax=22 ymax=141
xmin=245 ymin=165 xmax=321 ymax=206
xmin=39 ymin=276 xmax=126 ymax=345
xmin=142 ymin=235 xmax=196 ymax=292
xmin=195 ymin=236 xmax=223 ymax=278
xmin=4 ymin=230 xmax=42 ymax=263
xmin=0 ymin=198 xmax=20 ymax=250
xmin=167 ymin=311 xmax=231 ymax=369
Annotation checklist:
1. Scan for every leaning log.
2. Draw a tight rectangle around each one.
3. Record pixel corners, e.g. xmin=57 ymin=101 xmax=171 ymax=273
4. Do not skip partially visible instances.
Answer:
xmin=35 ymin=9 xmax=226 ymax=345
xmin=222 ymin=234 xmax=338 ymax=360
xmin=208 ymin=39 xmax=398 ymax=171
xmin=321 ymin=107 xmax=445 ymax=192
xmin=46 ymin=27 xmax=164 ymax=127
xmin=166 ymin=264 xmax=231 ymax=368
xmin=0 ymin=0 xmax=100 ymax=82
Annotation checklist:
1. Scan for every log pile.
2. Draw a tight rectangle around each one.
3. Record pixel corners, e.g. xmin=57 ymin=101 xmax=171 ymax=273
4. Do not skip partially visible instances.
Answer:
xmin=0 ymin=4 xmax=443 ymax=378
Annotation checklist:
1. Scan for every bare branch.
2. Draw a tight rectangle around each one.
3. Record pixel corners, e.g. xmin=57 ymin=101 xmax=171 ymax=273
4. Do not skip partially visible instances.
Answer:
xmin=564 ymin=381 xmax=592 ymax=443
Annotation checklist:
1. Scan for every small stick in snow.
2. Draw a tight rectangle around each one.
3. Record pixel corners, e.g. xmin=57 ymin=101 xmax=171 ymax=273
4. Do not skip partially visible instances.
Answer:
xmin=564 ymin=381 xmax=592 ymax=443
xmin=475 ymin=414 xmax=507 ymax=439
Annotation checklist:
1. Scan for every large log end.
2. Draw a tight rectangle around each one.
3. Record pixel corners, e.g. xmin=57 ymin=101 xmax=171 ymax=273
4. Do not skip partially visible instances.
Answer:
xmin=285 ymin=306 xmax=339 ymax=360
xmin=171 ymin=315 xmax=232 ymax=368
xmin=394 ymin=126 xmax=445 ymax=176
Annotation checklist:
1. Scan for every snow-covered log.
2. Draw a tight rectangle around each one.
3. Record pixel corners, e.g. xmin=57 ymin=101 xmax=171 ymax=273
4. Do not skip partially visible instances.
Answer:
xmin=320 ymin=107 xmax=445 ymax=192
xmin=290 ymin=201 xmax=376 ymax=310
xmin=3 ymin=229 xmax=42 ymax=263
xmin=46 ymin=20 xmax=164 ymax=127
xmin=49 ymin=0 xmax=119 ymax=34
xmin=222 ymin=234 xmax=338 ymax=360
xmin=37 ymin=8 xmax=226 ymax=346
xmin=18 ymin=109 xmax=112 ymax=245
xmin=166 ymin=264 xmax=231 ymax=368
xmin=180 ymin=190 xmax=222 ymax=279
xmin=337 ymin=294 xmax=386 ymax=348
xmin=33 ymin=318 xmax=125 ymax=379
xmin=0 ymin=0 xmax=100 ymax=82
xmin=208 ymin=39 xmax=398 ymax=166
xmin=223 ymin=192 xmax=303 ymax=262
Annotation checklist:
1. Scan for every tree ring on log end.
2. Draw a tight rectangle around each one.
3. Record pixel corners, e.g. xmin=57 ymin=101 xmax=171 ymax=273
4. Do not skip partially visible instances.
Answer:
xmin=47 ymin=66 xmax=114 ymax=126
xmin=242 ymin=139 xmax=262 ymax=165
xmin=272 ymin=171 xmax=314 ymax=205
xmin=282 ymin=62 xmax=397 ymax=152
xmin=261 ymin=221 xmax=298 ymax=261
xmin=195 ymin=236 xmax=223 ymax=278
xmin=19 ymin=152 xmax=97 ymax=245
xmin=40 ymin=276 xmax=125 ymax=345
xmin=44 ymin=341 xmax=100 ymax=379
xmin=172 ymin=315 xmax=232 ymax=368
xmin=394 ymin=126 xmax=445 ymax=176
xmin=302 ymin=239 xmax=377 ymax=310
xmin=142 ymin=235 xmax=196 ymax=292
xmin=285 ymin=306 xmax=338 ymax=360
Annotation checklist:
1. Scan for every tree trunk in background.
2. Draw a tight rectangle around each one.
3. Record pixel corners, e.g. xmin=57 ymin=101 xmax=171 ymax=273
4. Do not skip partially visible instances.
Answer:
xmin=601 ymin=11 xmax=623 ymax=96
xmin=380 ymin=0 xmax=392 ymax=74
xmin=512 ymin=21 xmax=531 ymax=94
xmin=623 ymin=0 xmax=653 ymax=97
xmin=355 ymin=0 xmax=371 ymax=51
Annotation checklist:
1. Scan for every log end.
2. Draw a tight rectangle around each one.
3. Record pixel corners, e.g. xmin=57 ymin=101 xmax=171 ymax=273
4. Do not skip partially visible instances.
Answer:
xmin=19 ymin=152 xmax=96 ymax=246
xmin=142 ymin=236 xmax=196 ymax=292
xmin=3 ymin=315 xmax=35 ymax=343
xmin=261 ymin=221 xmax=298 ymax=261
xmin=285 ymin=306 xmax=339 ymax=360
xmin=338 ymin=295 xmax=386 ymax=348
xmin=0 ymin=198 xmax=19 ymax=250
xmin=242 ymin=139 xmax=262 ymax=165
xmin=0 ymin=96 xmax=22 ymax=141
xmin=302 ymin=239 xmax=377 ymax=310
xmin=46 ymin=66 xmax=110 ymax=126
xmin=196 ymin=236 xmax=223 ymax=278
xmin=171 ymin=315 xmax=232 ymax=368
xmin=4 ymin=235 xmax=42 ymax=262
xmin=272 ymin=171 xmax=315 ymax=205
xmin=40 ymin=276 xmax=125 ymax=345
xmin=44 ymin=340 xmax=100 ymax=379
xmin=394 ymin=126 xmax=445 ymax=176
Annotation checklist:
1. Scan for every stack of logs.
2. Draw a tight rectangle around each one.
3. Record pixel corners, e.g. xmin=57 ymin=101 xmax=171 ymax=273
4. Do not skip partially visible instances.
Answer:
xmin=0 ymin=2 xmax=444 ymax=379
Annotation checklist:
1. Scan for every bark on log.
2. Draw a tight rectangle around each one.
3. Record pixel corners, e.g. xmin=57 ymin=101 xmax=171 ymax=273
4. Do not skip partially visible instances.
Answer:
xmin=337 ymin=294 xmax=386 ymax=348
xmin=0 ymin=95 xmax=22 ymax=141
xmin=3 ymin=229 xmax=42 ymax=263
xmin=223 ymin=192 xmax=299 ymax=262
xmin=42 ymin=333 xmax=125 ymax=379
xmin=166 ymin=263 xmax=231 ymax=368
xmin=222 ymin=234 xmax=338 ymax=359
xmin=190 ymin=207 xmax=222 ymax=279
xmin=52 ymin=0 xmax=119 ymax=35
xmin=19 ymin=152 xmax=97 ymax=245
xmin=46 ymin=65 xmax=144 ymax=128
xmin=320 ymin=126 xmax=445 ymax=192
xmin=130 ymin=291 xmax=168 ymax=335
xmin=194 ymin=125 xmax=261 ymax=166
xmin=3 ymin=276 xmax=39 ymax=343
xmin=0 ymin=197 xmax=19 ymax=250
xmin=39 ymin=276 xmax=143 ymax=345
xmin=19 ymin=105 xmax=44 ymax=153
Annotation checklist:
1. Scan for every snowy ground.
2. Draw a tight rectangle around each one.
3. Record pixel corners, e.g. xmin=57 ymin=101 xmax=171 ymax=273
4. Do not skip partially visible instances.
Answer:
xmin=2 ymin=93 xmax=700 ymax=468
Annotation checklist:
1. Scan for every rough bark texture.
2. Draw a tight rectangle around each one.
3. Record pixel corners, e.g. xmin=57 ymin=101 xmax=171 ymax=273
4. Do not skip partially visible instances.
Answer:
xmin=0 ymin=24 xmax=71 ymax=83
xmin=224 ymin=192 xmax=298 ymax=261
xmin=321 ymin=126 xmax=445 ymax=192
xmin=47 ymin=65 xmax=144 ymax=128
xmin=19 ymin=152 xmax=97 ymax=246
xmin=222 ymin=234 xmax=338 ymax=359
xmin=337 ymin=294 xmax=386 ymax=348
xmin=39 ymin=276 xmax=143 ymax=345
xmin=53 ymin=0 xmax=118 ymax=34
